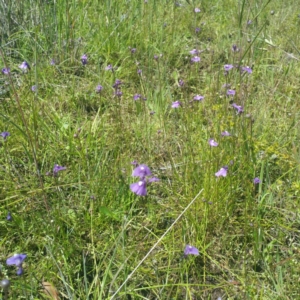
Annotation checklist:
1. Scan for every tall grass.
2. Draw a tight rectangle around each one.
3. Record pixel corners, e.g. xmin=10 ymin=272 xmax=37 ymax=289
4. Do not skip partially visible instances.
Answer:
xmin=0 ymin=0 xmax=300 ymax=299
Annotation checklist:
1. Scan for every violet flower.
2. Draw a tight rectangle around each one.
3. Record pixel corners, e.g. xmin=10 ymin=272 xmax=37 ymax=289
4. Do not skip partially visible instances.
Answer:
xmin=115 ymin=90 xmax=122 ymax=97
xmin=227 ymin=89 xmax=236 ymax=96
xmin=81 ymin=54 xmax=88 ymax=65
xmin=232 ymin=103 xmax=243 ymax=114
xmin=2 ymin=68 xmax=10 ymax=75
xmin=171 ymin=101 xmax=182 ymax=108
xmin=1 ymin=132 xmax=10 ymax=140
xmin=191 ymin=56 xmax=200 ymax=63
xmin=113 ymin=79 xmax=122 ymax=89
xmin=189 ymin=49 xmax=199 ymax=55
xmin=224 ymin=64 xmax=233 ymax=72
xmin=215 ymin=166 xmax=228 ymax=177
xmin=130 ymin=180 xmax=147 ymax=196
xmin=253 ymin=177 xmax=261 ymax=184
xmin=105 ymin=64 xmax=113 ymax=71
xmin=209 ymin=139 xmax=218 ymax=147
xmin=221 ymin=131 xmax=231 ymax=136
xmin=6 ymin=212 xmax=12 ymax=221
xmin=184 ymin=245 xmax=199 ymax=256
xmin=194 ymin=8 xmax=201 ymax=13
xmin=195 ymin=27 xmax=201 ymax=33
xmin=232 ymin=44 xmax=240 ymax=52
xmin=137 ymin=69 xmax=142 ymax=74
xmin=178 ymin=79 xmax=184 ymax=87
xmin=132 ymin=164 xmax=152 ymax=178
xmin=53 ymin=164 xmax=66 ymax=176
xmin=31 ymin=85 xmax=37 ymax=92
xmin=19 ymin=61 xmax=30 ymax=71
xmin=242 ymin=66 xmax=252 ymax=74
xmin=133 ymin=94 xmax=141 ymax=100
xmin=96 ymin=84 xmax=103 ymax=93
xmin=6 ymin=254 xmax=27 ymax=275
xmin=50 ymin=59 xmax=56 ymax=66
xmin=193 ymin=95 xmax=204 ymax=101
xmin=130 ymin=47 xmax=137 ymax=54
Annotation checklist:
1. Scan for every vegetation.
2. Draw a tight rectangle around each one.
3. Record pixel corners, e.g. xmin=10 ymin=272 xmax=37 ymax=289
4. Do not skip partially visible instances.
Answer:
xmin=0 ymin=0 xmax=300 ymax=299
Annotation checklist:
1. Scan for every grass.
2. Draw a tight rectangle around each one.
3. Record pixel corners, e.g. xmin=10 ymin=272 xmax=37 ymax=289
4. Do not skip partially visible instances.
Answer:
xmin=0 ymin=0 xmax=300 ymax=299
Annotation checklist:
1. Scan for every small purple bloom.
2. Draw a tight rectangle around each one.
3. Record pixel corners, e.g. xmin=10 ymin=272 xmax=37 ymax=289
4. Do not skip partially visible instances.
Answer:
xmin=105 ymin=64 xmax=113 ymax=71
xmin=6 ymin=212 xmax=12 ymax=221
xmin=191 ymin=56 xmax=200 ymax=63
xmin=130 ymin=47 xmax=137 ymax=54
xmin=81 ymin=54 xmax=88 ymax=65
xmin=232 ymin=45 xmax=240 ymax=52
xmin=194 ymin=8 xmax=201 ymax=13
xmin=50 ymin=59 xmax=56 ymax=65
xmin=31 ymin=85 xmax=37 ymax=92
xmin=1 ymin=132 xmax=10 ymax=140
xmin=113 ymin=79 xmax=122 ymax=89
xmin=132 ymin=164 xmax=152 ymax=178
xmin=224 ymin=64 xmax=233 ymax=71
xmin=133 ymin=94 xmax=141 ymax=100
xmin=247 ymin=20 xmax=253 ymax=25
xmin=232 ymin=103 xmax=243 ymax=114
xmin=2 ymin=68 xmax=10 ymax=75
xmin=96 ymin=84 xmax=103 ymax=93
xmin=221 ymin=131 xmax=231 ymax=136
xmin=130 ymin=180 xmax=147 ymax=196
xmin=178 ymin=79 xmax=184 ymax=87
xmin=195 ymin=27 xmax=201 ymax=33
xmin=184 ymin=245 xmax=199 ymax=256
xmin=215 ymin=166 xmax=228 ymax=177
xmin=115 ymin=90 xmax=123 ymax=97
xmin=227 ymin=89 xmax=236 ymax=96
xmin=137 ymin=69 xmax=142 ymax=74
xmin=53 ymin=164 xmax=66 ymax=176
xmin=193 ymin=95 xmax=204 ymax=101
xmin=171 ymin=101 xmax=182 ymax=108
xmin=189 ymin=49 xmax=199 ymax=55
xmin=148 ymin=177 xmax=160 ymax=183
xmin=242 ymin=66 xmax=252 ymax=74
xmin=209 ymin=139 xmax=218 ymax=147
xmin=19 ymin=61 xmax=30 ymax=70
xmin=6 ymin=254 xmax=27 ymax=275
xmin=253 ymin=177 xmax=261 ymax=184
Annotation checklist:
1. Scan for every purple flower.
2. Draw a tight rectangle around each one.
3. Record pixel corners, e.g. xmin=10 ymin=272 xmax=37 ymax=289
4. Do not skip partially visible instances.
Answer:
xmin=242 ymin=66 xmax=252 ymax=74
xmin=19 ymin=61 xmax=30 ymax=70
xmin=221 ymin=131 xmax=231 ymax=136
xmin=193 ymin=95 xmax=204 ymax=101
xmin=253 ymin=177 xmax=261 ymax=184
xmin=31 ymin=85 xmax=37 ymax=92
xmin=232 ymin=44 xmax=240 ymax=52
xmin=194 ymin=8 xmax=201 ymax=13
xmin=50 ymin=59 xmax=56 ymax=65
xmin=133 ymin=94 xmax=141 ymax=100
xmin=178 ymin=79 xmax=184 ymax=87
xmin=215 ymin=166 xmax=228 ymax=177
xmin=130 ymin=180 xmax=147 ymax=196
xmin=227 ymin=89 xmax=236 ymax=96
xmin=115 ymin=90 xmax=123 ymax=97
xmin=189 ymin=49 xmax=199 ymax=55
xmin=53 ymin=164 xmax=66 ymax=176
xmin=184 ymin=245 xmax=199 ymax=256
xmin=96 ymin=84 xmax=103 ymax=93
xmin=247 ymin=20 xmax=252 ymax=25
xmin=148 ymin=177 xmax=160 ymax=183
xmin=224 ymin=64 xmax=233 ymax=71
xmin=6 ymin=254 xmax=27 ymax=275
xmin=105 ymin=64 xmax=113 ymax=71
xmin=2 ymin=68 xmax=10 ymax=75
xmin=113 ymin=79 xmax=122 ymax=89
xmin=232 ymin=103 xmax=243 ymax=114
xmin=130 ymin=47 xmax=137 ymax=54
xmin=1 ymin=132 xmax=10 ymax=140
xmin=191 ymin=56 xmax=200 ymax=63
xmin=209 ymin=139 xmax=218 ymax=147
xmin=171 ymin=101 xmax=182 ymax=108
xmin=195 ymin=27 xmax=201 ymax=33
xmin=81 ymin=54 xmax=88 ymax=65
xmin=132 ymin=164 xmax=152 ymax=178
xmin=6 ymin=212 xmax=12 ymax=221
xmin=137 ymin=69 xmax=142 ymax=74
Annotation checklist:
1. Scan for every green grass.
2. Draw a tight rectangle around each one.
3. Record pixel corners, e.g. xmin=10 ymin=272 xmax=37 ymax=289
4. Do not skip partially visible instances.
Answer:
xmin=0 ymin=0 xmax=300 ymax=299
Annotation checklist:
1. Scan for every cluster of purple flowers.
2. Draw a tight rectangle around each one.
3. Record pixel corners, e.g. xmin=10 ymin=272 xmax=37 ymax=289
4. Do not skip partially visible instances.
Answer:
xmin=6 ymin=254 xmax=27 ymax=275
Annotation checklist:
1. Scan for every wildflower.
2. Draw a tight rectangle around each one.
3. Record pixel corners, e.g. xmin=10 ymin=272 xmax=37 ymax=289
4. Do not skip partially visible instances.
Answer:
xmin=115 ymin=90 xmax=122 ymax=97
xmin=137 ymin=69 xmax=142 ymax=75
xmin=131 ymin=160 xmax=139 ymax=167
xmin=247 ymin=20 xmax=252 ymax=25
xmin=132 ymin=164 xmax=152 ymax=178
xmin=189 ymin=49 xmax=199 ymax=55
xmin=2 ymin=68 xmax=10 ymax=75
xmin=130 ymin=47 xmax=137 ymax=54
xmin=31 ymin=85 xmax=37 ymax=92
xmin=130 ymin=180 xmax=147 ymax=196
xmin=215 ymin=166 xmax=228 ymax=177
xmin=209 ymin=139 xmax=218 ymax=147
xmin=105 ymin=64 xmax=113 ymax=71
xmin=232 ymin=44 xmax=239 ymax=52
xmin=242 ymin=66 xmax=252 ymax=74
xmin=171 ymin=101 xmax=182 ymax=108
xmin=193 ymin=95 xmax=204 ymax=101
xmin=184 ymin=245 xmax=199 ymax=256
xmin=221 ymin=131 xmax=231 ymax=136
xmin=178 ymin=79 xmax=184 ymax=87
xmin=154 ymin=55 xmax=159 ymax=60
xmin=227 ymin=89 xmax=236 ymax=96
xmin=194 ymin=8 xmax=201 ymax=13
xmin=232 ymin=103 xmax=243 ymax=114
xmin=253 ymin=177 xmax=261 ymax=184
xmin=50 ymin=59 xmax=56 ymax=65
xmin=195 ymin=27 xmax=201 ymax=33
xmin=113 ymin=79 xmax=122 ymax=89
xmin=81 ymin=54 xmax=88 ymax=65
xmin=0 ymin=132 xmax=10 ymax=140
xmin=53 ymin=164 xmax=66 ymax=176
xmin=19 ymin=61 xmax=30 ymax=70
xmin=133 ymin=94 xmax=141 ymax=100
xmin=224 ymin=64 xmax=233 ymax=71
xmin=6 ymin=254 xmax=27 ymax=275
xmin=148 ymin=177 xmax=160 ymax=183
xmin=96 ymin=84 xmax=103 ymax=93
xmin=191 ymin=56 xmax=200 ymax=63
xmin=6 ymin=212 xmax=12 ymax=221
